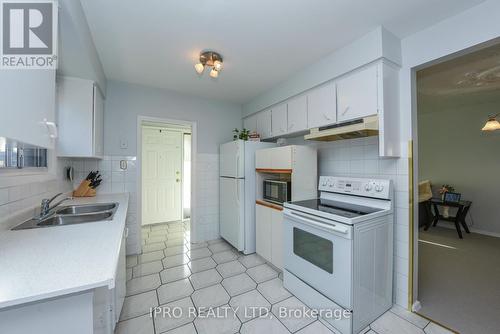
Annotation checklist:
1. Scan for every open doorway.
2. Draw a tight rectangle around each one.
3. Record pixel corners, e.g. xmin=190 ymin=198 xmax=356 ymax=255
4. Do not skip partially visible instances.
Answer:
xmin=414 ymin=43 xmax=500 ymax=333
xmin=138 ymin=117 xmax=194 ymax=227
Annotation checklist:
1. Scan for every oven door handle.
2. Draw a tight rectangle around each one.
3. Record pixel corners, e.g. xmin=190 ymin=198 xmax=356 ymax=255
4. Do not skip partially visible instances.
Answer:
xmin=288 ymin=211 xmax=349 ymax=235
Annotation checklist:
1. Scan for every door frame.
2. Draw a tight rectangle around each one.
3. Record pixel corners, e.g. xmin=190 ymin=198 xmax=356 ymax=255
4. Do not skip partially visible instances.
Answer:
xmin=408 ymin=38 xmax=500 ymax=319
xmin=137 ymin=116 xmax=199 ymax=242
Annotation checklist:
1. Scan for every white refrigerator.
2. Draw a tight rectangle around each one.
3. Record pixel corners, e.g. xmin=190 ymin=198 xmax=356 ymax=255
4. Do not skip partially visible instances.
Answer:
xmin=219 ymin=140 xmax=275 ymax=254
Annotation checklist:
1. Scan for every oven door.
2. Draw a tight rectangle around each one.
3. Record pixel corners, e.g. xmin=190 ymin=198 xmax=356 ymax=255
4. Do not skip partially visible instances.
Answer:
xmin=283 ymin=209 xmax=353 ymax=309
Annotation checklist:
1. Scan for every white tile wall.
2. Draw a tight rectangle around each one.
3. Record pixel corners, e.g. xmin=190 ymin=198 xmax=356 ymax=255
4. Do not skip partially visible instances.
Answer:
xmin=0 ymin=158 xmax=73 ymax=231
xmin=71 ymin=155 xmax=140 ymax=255
xmin=288 ymin=136 xmax=410 ymax=307
xmin=194 ymin=153 xmax=220 ymax=242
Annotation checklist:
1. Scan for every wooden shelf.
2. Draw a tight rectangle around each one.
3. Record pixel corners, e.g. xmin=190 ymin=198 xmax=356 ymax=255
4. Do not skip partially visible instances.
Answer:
xmin=256 ymin=168 xmax=292 ymax=174
xmin=256 ymin=200 xmax=283 ymax=211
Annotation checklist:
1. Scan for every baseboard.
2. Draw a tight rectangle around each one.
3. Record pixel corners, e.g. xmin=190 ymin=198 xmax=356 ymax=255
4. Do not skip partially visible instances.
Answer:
xmin=425 ymin=223 xmax=500 ymax=238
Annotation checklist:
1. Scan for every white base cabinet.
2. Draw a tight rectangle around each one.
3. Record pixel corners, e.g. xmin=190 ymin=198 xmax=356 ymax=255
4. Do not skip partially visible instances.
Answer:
xmin=256 ymin=203 xmax=283 ymax=270
xmin=57 ymin=76 xmax=104 ymax=158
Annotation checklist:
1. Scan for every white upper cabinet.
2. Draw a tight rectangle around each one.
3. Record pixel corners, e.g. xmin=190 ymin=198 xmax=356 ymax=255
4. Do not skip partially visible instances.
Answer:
xmin=257 ymin=109 xmax=272 ymax=139
xmin=243 ymin=113 xmax=257 ymax=133
xmin=57 ymin=77 xmax=105 ymax=158
xmin=271 ymin=104 xmax=288 ymax=137
xmin=307 ymin=82 xmax=337 ymax=128
xmin=336 ymin=65 xmax=378 ymax=123
xmin=0 ymin=70 xmax=56 ymax=149
xmin=287 ymin=95 xmax=308 ymax=133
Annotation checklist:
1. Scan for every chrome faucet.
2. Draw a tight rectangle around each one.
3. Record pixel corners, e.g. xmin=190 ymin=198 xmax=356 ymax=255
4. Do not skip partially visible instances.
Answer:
xmin=40 ymin=193 xmax=72 ymax=218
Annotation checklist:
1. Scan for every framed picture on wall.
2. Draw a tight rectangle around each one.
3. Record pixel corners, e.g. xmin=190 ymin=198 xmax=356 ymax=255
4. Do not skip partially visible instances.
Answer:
xmin=444 ymin=192 xmax=461 ymax=203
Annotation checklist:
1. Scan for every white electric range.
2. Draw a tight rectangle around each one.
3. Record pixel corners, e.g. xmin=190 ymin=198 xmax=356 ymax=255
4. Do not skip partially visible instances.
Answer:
xmin=283 ymin=176 xmax=394 ymax=334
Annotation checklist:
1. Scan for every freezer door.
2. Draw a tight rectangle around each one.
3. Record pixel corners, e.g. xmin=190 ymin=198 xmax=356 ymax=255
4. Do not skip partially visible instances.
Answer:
xmin=220 ymin=140 xmax=244 ymax=178
xmin=220 ymin=177 xmax=245 ymax=251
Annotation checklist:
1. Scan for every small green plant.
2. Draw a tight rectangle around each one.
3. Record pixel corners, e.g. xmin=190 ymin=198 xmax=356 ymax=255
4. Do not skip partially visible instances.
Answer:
xmin=233 ymin=128 xmax=250 ymax=141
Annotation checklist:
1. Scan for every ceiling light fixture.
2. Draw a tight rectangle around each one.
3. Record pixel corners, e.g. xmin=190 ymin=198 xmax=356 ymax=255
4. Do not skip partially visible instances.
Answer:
xmin=481 ymin=113 xmax=500 ymax=131
xmin=194 ymin=51 xmax=223 ymax=78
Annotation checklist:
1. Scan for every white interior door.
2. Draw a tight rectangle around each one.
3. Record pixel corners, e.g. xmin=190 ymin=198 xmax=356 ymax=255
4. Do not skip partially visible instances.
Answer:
xmin=220 ymin=177 xmax=245 ymax=250
xmin=142 ymin=127 xmax=183 ymax=225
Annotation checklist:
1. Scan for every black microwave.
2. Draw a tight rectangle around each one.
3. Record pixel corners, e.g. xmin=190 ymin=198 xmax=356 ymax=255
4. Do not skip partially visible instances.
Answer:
xmin=263 ymin=180 xmax=291 ymax=205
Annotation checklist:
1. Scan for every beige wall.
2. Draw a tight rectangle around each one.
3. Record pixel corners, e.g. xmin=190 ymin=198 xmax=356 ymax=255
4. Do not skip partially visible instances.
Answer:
xmin=418 ymin=96 xmax=500 ymax=236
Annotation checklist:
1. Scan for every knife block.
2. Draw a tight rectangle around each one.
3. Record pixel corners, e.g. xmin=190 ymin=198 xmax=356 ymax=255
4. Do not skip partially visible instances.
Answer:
xmin=73 ymin=180 xmax=97 ymax=197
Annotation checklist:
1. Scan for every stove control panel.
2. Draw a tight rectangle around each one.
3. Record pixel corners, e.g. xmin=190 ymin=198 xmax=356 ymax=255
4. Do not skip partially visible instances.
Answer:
xmin=319 ymin=176 xmax=392 ymax=199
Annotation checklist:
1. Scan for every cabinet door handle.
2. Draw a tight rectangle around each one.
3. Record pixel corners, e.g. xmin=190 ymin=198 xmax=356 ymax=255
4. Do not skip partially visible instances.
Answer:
xmin=43 ymin=119 xmax=58 ymax=139
xmin=323 ymin=113 xmax=332 ymax=120
xmin=288 ymin=123 xmax=294 ymax=130
xmin=341 ymin=106 xmax=350 ymax=116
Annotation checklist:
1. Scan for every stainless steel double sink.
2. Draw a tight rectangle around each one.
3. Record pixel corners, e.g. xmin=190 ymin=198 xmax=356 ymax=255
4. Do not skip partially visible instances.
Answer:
xmin=12 ymin=203 xmax=119 ymax=230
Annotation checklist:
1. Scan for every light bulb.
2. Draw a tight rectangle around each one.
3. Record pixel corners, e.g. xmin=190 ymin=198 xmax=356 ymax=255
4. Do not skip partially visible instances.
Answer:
xmin=209 ymin=68 xmax=219 ymax=78
xmin=194 ymin=63 xmax=205 ymax=74
xmin=213 ymin=60 xmax=223 ymax=71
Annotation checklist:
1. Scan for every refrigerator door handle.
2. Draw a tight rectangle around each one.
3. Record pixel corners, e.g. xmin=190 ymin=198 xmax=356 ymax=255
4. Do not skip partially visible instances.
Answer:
xmin=236 ymin=180 xmax=240 ymax=204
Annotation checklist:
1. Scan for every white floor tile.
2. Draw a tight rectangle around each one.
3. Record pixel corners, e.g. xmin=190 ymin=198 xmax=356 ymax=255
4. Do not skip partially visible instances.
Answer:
xmin=120 ymin=290 xmax=158 ymax=321
xmin=188 ymin=257 xmax=217 ymax=273
xmin=216 ymin=260 xmax=246 ymax=278
xmin=132 ymin=261 xmax=163 ymax=278
xmin=166 ymin=239 xmax=186 ymax=247
xmin=208 ymin=241 xmax=232 ymax=254
xmin=390 ymin=305 xmax=429 ymax=329
xmin=370 ymin=311 xmax=425 ymax=334
xmin=246 ymin=264 xmax=278 ymax=283
xmin=126 ymin=273 xmax=161 ymax=296
xmin=164 ymin=245 xmax=188 ymax=256
xmin=221 ymin=273 xmax=256 ymax=297
xmin=271 ymin=296 xmax=316 ymax=332
xmin=146 ymin=235 xmax=168 ymax=244
xmin=187 ymin=247 xmax=212 ymax=260
xmin=238 ymin=254 xmax=266 ymax=268
xmin=212 ymin=250 xmax=239 ymax=264
xmin=194 ymin=305 xmax=241 ymax=334
xmin=240 ymin=316 xmax=289 ymax=334
xmin=229 ymin=290 xmax=271 ymax=323
xmin=190 ymin=268 xmax=222 ymax=290
xmin=296 ymin=321 xmax=335 ymax=334
xmin=142 ymin=242 xmax=166 ymax=253
xmin=187 ymin=242 xmax=208 ymax=250
xmin=424 ymin=322 xmax=455 ymax=334
xmin=191 ymin=284 xmax=230 ymax=309
xmin=126 ymin=255 xmax=138 ymax=268
xmin=126 ymin=268 xmax=132 ymax=281
xmin=257 ymin=278 xmax=291 ymax=304
xmin=160 ymin=264 xmax=191 ymax=284
xmin=163 ymin=322 xmax=197 ymax=334
xmin=115 ymin=314 xmax=154 ymax=334
xmin=137 ymin=250 xmax=165 ymax=264
xmin=163 ymin=254 xmax=190 ymax=268
xmin=157 ymin=278 xmax=194 ymax=304
xmin=154 ymin=297 xmax=196 ymax=333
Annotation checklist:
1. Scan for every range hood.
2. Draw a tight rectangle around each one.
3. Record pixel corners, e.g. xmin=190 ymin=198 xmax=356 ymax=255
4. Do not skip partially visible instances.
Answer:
xmin=305 ymin=115 xmax=379 ymax=142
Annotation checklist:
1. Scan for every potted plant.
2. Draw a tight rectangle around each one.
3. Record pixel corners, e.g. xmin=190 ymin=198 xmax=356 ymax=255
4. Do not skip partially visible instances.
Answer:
xmin=439 ymin=184 xmax=455 ymax=218
xmin=233 ymin=128 xmax=250 ymax=141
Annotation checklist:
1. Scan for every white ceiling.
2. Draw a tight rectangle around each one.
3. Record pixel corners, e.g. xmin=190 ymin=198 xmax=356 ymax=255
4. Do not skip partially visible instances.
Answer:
xmin=80 ymin=0 xmax=485 ymax=104
xmin=418 ymin=43 xmax=500 ymax=111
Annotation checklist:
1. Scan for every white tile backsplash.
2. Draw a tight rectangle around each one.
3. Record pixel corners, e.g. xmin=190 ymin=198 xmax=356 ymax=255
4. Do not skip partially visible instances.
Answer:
xmin=0 ymin=158 xmax=73 ymax=231
xmin=71 ymin=155 xmax=140 ymax=255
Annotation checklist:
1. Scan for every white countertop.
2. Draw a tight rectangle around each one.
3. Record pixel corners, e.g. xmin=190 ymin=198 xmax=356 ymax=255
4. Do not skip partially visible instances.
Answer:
xmin=0 ymin=193 xmax=129 ymax=309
